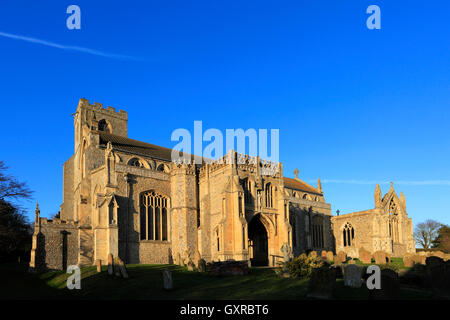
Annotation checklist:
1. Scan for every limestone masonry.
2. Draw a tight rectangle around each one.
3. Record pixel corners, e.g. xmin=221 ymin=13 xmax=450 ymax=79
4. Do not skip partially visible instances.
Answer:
xmin=29 ymin=98 xmax=415 ymax=270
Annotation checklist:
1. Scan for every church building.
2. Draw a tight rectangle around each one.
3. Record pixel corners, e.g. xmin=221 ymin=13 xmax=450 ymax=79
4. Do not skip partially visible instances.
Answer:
xmin=30 ymin=98 xmax=334 ymax=270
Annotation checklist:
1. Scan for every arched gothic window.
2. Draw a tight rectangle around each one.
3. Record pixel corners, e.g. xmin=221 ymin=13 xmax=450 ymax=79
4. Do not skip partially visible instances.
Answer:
xmin=128 ymin=158 xmax=145 ymax=168
xmin=265 ymin=183 xmax=273 ymax=208
xmin=312 ymin=215 xmax=324 ymax=248
xmin=343 ymin=222 xmax=355 ymax=247
xmin=243 ymin=178 xmax=252 ymax=204
xmin=140 ymin=191 xmax=168 ymax=241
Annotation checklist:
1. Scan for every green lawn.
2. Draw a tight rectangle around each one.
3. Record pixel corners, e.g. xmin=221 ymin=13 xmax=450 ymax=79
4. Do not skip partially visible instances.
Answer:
xmin=0 ymin=262 xmax=434 ymax=300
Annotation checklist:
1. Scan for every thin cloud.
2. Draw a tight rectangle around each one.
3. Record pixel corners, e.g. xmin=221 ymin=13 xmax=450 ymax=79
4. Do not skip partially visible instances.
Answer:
xmin=309 ymin=179 xmax=450 ymax=186
xmin=0 ymin=30 xmax=138 ymax=61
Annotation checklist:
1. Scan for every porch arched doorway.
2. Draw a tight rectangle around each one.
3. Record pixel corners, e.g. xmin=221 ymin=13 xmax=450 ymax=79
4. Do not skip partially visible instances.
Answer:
xmin=248 ymin=214 xmax=268 ymax=266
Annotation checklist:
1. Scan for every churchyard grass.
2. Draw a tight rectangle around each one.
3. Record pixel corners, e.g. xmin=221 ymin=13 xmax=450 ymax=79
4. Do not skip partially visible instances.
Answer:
xmin=0 ymin=262 xmax=434 ymax=300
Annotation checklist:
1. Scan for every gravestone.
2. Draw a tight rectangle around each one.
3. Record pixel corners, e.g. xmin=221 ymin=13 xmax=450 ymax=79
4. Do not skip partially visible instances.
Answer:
xmin=163 ymin=269 xmax=173 ymax=290
xmin=344 ymin=264 xmax=362 ymax=288
xmin=326 ymin=251 xmax=334 ymax=263
xmin=96 ymin=259 xmax=102 ymax=273
xmin=334 ymin=251 xmax=346 ymax=265
xmin=348 ymin=259 xmax=356 ymax=265
xmin=187 ymin=259 xmax=195 ymax=271
xmin=412 ymin=254 xmax=426 ymax=265
xmin=306 ymin=266 xmax=336 ymax=299
xmin=368 ymin=269 xmax=400 ymax=300
xmin=359 ymin=248 xmax=372 ymax=264
xmin=321 ymin=250 xmax=327 ymax=259
xmin=113 ymin=257 xmax=121 ymax=277
xmin=198 ymin=259 xmax=207 ymax=273
xmin=115 ymin=257 xmax=129 ymax=278
xmin=403 ymin=255 xmax=414 ymax=268
xmin=373 ymin=251 xmax=388 ymax=264
xmin=107 ymin=253 xmax=114 ymax=276
xmin=280 ymin=243 xmax=291 ymax=263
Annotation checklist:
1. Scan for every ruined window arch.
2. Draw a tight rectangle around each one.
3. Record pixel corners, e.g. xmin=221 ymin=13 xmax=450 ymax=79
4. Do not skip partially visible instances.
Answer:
xmin=312 ymin=215 xmax=324 ymax=248
xmin=265 ymin=183 xmax=273 ymax=208
xmin=140 ymin=191 xmax=168 ymax=241
xmin=157 ymin=163 xmax=169 ymax=173
xmin=343 ymin=222 xmax=354 ymax=247
xmin=128 ymin=157 xmax=145 ymax=168
xmin=98 ymin=119 xmax=112 ymax=133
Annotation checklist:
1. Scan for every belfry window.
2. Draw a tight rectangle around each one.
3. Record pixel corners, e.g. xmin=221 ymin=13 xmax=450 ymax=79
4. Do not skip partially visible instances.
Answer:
xmin=140 ymin=191 xmax=168 ymax=241
xmin=265 ymin=183 xmax=273 ymax=208
xmin=343 ymin=222 xmax=354 ymax=247
xmin=98 ymin=119 xmax=111 ymax=133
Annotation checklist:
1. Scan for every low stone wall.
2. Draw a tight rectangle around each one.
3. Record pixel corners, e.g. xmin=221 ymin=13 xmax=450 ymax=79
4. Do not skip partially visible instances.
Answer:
xmin=139 ymin=241 xmax=172 ymax=264
xmin=209 ymin=260 xmax=249 ymax=276
xmin=31 ymin=219 xmax=79 ymax=271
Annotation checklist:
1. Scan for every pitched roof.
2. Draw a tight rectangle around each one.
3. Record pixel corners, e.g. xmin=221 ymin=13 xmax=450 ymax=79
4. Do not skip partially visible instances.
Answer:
xmin=96 ymin=131 xmax=202 ymax=162
xmin=283 ymin=177 xmax=321 ymax=194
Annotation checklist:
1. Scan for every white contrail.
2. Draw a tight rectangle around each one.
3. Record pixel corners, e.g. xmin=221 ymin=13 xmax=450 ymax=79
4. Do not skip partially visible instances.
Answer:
xmin=0 ymin=30 xmax=138 ymax=60
xmin=311 ymin=179 xmax=450 ymax=186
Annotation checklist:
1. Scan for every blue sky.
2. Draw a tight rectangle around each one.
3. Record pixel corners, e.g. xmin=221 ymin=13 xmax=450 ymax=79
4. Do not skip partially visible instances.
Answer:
xmin=0 ymin=1 xmax=449 ymax=226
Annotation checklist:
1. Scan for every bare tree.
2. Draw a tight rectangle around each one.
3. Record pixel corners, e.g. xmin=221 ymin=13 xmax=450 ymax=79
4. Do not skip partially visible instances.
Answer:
xmin=414 ymin=220 xmax=443 ymax=249
xmin=0 ymin=161 xmax=32 ymax=201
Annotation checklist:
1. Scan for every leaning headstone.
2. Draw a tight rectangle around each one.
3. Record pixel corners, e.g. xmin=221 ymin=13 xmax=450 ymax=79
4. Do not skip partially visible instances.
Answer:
xmin=116 ymin=258 xmax=129 ymax=278
xmin=96 ymin=259 xmax=102 ymax=273
xmin=113 ymin=257 xmax=121 ymax=277
xmin=359 ymin=248 xmax=372 ymax=264
xmin=107 ymin=253 xmax=114 ymax=275
xmin=344 ymin=264 xmax=362 ymax=288
xmin=162 ymin=269 xmax=173 ymax=290
xmin=368 ymin=269 xmax=400 ymax=300
xmin=306 ymin=266 xmax=336 ymax=299
xmin=198 ymin=259 xmax=207 ymax=273
xmin=373 ymin=251 xmax=388 ymax=264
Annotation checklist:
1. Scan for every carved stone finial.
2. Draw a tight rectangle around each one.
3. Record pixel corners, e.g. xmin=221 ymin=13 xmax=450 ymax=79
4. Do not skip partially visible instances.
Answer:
xmin=375 ymin=184 xmax=382 ymax=208
xmin=294 ymin=168 xmax=299 ymax=179
xmin=317 ymin=178 xmax=322 ymax=193
xmin=400 ymin=191 xmax=406 ymax=210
